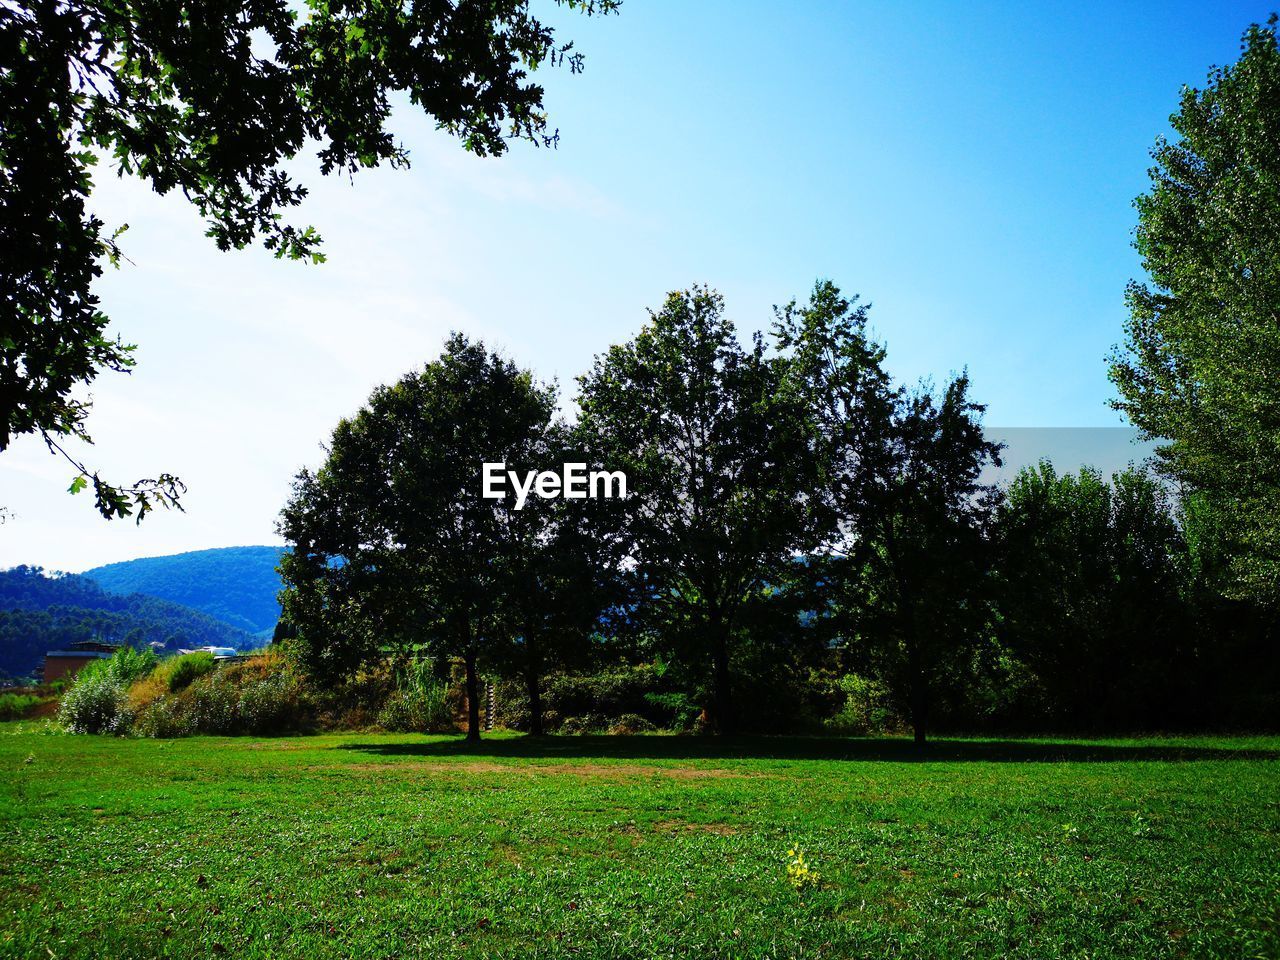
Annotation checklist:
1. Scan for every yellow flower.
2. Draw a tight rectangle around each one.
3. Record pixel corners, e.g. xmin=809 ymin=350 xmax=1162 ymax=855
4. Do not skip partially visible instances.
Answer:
xmin=785 ymin=847 xmax=822 ymax=891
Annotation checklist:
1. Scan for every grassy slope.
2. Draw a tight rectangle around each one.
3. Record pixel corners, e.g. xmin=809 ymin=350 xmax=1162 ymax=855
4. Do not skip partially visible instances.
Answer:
xmin=1 ymin=730 xmax=1277 ymax=960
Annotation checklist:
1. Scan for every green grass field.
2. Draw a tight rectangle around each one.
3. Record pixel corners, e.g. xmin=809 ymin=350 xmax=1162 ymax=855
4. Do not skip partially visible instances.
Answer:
xmin=2 ymin=728 xmax=1278 ymax=959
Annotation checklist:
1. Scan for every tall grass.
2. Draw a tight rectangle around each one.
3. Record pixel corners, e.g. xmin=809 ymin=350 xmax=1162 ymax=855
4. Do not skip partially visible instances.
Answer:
xmin=133 ymin=651 xmax=313 ymax=737
xmin=377 ymin=658 xmax=454 ymax=733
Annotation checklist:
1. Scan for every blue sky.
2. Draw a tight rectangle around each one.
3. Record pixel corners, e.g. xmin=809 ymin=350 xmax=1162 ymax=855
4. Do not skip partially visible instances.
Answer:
xmin=2 ymin=0 xmax=1272 ymax=570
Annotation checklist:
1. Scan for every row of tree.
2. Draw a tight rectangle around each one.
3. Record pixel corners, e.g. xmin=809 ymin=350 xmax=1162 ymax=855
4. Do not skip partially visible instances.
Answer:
xmin=277 ymin=17 xmax=1280 ymax=741
xmin=277 ymin=282 xmax=1277 ymax=741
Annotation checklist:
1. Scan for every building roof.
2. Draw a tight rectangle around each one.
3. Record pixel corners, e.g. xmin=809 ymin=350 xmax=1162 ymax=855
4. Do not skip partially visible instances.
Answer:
xmin=64 ymin=639 xmax=122 ymax=653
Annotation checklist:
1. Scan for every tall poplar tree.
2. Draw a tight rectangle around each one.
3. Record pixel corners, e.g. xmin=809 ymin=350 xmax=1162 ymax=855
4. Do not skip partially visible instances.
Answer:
xmin=1110 ymin=16 xmax=1280 ymax=605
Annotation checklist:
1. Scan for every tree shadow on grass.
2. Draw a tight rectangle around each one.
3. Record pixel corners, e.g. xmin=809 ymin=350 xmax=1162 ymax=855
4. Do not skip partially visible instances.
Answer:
xmin=334 ymin=734 xmax=1280 ymax=764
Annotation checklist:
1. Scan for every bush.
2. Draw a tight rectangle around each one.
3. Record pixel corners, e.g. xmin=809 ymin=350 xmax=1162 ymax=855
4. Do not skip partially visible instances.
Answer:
xmin=132 ymin=696 xmax=186 ymax=738
xmin=57 ymin=647 xmax=158 ymax=735
xmin=495 ymin=662 xmax=699 ymax=734
xmin=308 ymin=662 xmax=396 ymax=730
xmin=127 ymin=651 xmax=216 ymax=715
xmin=167 ymin=651 xmax=216 ymax=692
xmin=184 ymin=669 xmax=241 ymax=734
xmin=559 ymin=713 xmax=610 ymax=735
xmin=237 ymin=667 xmax=310 ymax=734
xmin=826 ymin=673 xmax=896 ymax=735
xmin=0 ymin=693 xmax=40 ymax=721
xmin=104 ymin=645 xmax=158 ymax=685
xmin=59 ymin=666 xmax=131 ymax=734
xmin=608 ymin=713 xmax=657 ymax=735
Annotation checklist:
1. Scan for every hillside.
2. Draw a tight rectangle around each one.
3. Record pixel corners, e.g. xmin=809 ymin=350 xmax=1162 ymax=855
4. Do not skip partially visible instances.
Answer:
xmin=0 ymin=566 xmax=256 ymax=681
xmin=84 ymin=546 xmax=285 ymax=636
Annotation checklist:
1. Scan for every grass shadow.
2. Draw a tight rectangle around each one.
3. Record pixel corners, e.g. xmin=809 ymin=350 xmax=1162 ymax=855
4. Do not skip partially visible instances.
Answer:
xmin=335 ymin=734 xmax=1280 ymax=764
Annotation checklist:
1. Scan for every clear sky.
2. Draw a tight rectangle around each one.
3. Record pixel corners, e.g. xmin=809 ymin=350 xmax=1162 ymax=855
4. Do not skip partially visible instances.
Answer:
xmin=2 ymin=0 xmax=1271 ymax=572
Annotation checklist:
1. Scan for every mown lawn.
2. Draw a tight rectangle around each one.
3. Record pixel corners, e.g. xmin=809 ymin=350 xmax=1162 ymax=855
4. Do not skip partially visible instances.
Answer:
xmin=1 ymin=728 xmax=1277 ymax=959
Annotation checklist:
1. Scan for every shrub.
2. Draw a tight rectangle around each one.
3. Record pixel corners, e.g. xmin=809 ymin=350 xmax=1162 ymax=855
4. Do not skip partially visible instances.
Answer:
xmin=309 ymin=662 xmax=396 ymax=730
xmin=608 ymin=713 xmax=657 ymax=735
xmin=104 ymin=645 xmax=158 ymax=685
xmin=178 ymin=669 xmax=240 ymax=734
xmin=237 ymin=667 xmax=310 ymax=734
xmin=127 ymin=651 xmax=217 ymax=716
xmin=126 ymin=670 xmax=169 ymax=713
xmin=134 ymin=653 xmax=315 ymax=737
xmin=495 ymin=662 xmax=698 ymax=734
xmin=133 ymin=696 xmax=187 ymax=738
xmin=559 ymin=713 xmax=609 ymax=735
xmin=167 ymin=651 xmax=216 ymax=692
xmin=57 ymin=646 xmax=158 ymax=736
xmin=826 ymin=673 xmax=896 ymax=735
xmin=0 ymin=693 xmax=41 ymax=721
xmin=59 ymin=666 xmax=131 ymax=734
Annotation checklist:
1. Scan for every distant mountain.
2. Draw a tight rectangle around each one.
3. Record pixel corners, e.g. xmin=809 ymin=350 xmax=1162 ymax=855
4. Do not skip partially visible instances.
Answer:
xmin=84 ymin=546 xmax=286 ymax=636
xmin=0 ymin=566 xmax=257 ymax=681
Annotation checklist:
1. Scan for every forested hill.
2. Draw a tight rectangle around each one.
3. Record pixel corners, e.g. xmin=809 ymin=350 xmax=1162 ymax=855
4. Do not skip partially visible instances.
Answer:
xmin=0 ymin=566 xmax=256 ymax=682
xmin=84 ymin=546 xmax=285 ymax=636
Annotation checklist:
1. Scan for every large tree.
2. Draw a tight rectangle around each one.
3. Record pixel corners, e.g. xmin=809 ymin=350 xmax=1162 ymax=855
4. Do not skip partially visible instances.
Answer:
xmin=575 ymin=286 xmax=822 ymax=734
xmin=1109 ymin=15 xmax=1280 ymax=605
xmin=278 ymin=334 xmax=558 ymax=740
xmin=777 ymin=285 xmax=1002 ymax=744
xmin=1 ymin=0 xmax=615 ymax=518
xmin=848 ymin=378 xmax=1002 ymax=745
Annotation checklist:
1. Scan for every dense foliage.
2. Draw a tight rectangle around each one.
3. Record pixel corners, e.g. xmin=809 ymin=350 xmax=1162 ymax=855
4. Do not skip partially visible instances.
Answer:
xmin=279 ymin=334 xmax=569 ymax=740
xmin=0 ymin=0 xmax=617 ymax=518
xmin=273 ymin=269 xmax=1280 ymax=740
xmin=1110 ymin=15 xmax=1280 ymax=606
xmin=131 ymin=653 xmax=314 ymax=738
xmin=993 ymin=465 xmax=1191 ymax=729
xmin=48 ymin=644 xmax=450 ymax=738
xmin=0 ymin=565 xmax=256 ymax=680
xmin=576 ymin=286 xmax=824 ymax=734
xmin=85 ymin=545 xmax=285 ymax=635
xmin=57 ymin=644 xmax=156 ymax=733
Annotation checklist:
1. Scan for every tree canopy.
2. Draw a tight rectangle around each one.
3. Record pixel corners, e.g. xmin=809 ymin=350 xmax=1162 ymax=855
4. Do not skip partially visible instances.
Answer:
xmin=1109 ymin=15 xmax=1280 ymax=606
xmin=0 ymin=0 xmax=616 ymax=519
xmin=835 ymin=376 xmax=1002 ymax=745
xmin=278 ymin=333 xmax=564 ymax=739
xmin=776 ymin=282 xmax=1003 ymax=744
xmin=575 ymin=286 xmax=824 ymax=734
xmin=266 ymin=273 xmax=1280 ymax=739
xmin=993 ymin=463 xmax=1192 ymax=730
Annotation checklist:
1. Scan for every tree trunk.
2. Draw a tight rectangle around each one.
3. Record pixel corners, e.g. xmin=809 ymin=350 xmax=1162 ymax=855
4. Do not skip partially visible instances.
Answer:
xmin=911 ymin=705 xmax=927 ymax=746
xmin=464 ymin=651 xmax=481 ymax=742
xmin=525 ymin=665 xmax=544 ymax=737
xmin=710 ymin=622 xmax=734 ymax=736
xmin=908 ymin=640 xmax=928 ymax=747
